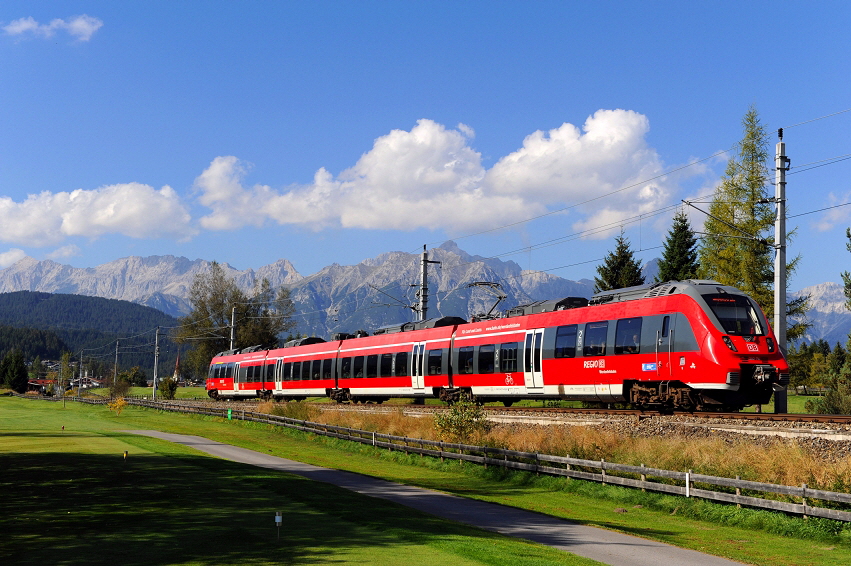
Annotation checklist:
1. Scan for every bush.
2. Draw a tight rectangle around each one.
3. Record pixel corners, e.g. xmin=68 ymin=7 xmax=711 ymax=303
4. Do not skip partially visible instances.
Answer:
xmin=434 ymin=399 xmax=492 ymax=443
xmin=157 ymin=376 xmax=179 ymax=400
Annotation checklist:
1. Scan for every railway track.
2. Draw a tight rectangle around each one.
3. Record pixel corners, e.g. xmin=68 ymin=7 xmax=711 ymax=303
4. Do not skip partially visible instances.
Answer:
xmin=157 ymin=397 xmax=851 ymax=425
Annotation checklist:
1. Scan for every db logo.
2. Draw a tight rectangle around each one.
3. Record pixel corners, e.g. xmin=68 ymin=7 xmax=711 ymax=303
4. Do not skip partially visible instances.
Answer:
xmin=505 ymin=375 xmax=514 ymax=385
xmin=746 ymin=343 xmax=759 ymax=352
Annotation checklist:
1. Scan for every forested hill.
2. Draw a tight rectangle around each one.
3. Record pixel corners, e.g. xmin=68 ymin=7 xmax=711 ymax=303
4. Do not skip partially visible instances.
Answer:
xmin=0 ymin=291 xmax=180 ymax=369
xmin=0 ymin=291 xmax=178 ymax=333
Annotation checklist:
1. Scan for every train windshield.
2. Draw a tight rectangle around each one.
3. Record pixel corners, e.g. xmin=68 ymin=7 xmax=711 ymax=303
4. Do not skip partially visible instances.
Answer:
xmin=702 ymin=294 xmax=764 ymax=335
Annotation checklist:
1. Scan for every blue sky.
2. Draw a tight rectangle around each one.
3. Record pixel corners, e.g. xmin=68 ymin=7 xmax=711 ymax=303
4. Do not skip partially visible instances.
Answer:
xmin=1 ymin=1 xmax=850 ymax=291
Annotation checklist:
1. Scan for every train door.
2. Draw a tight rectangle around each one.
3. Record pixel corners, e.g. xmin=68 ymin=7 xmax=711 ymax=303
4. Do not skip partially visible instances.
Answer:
xmin=524 ymin=329 xmax=544 ymax=389
xmin=233 ymin=363 xmax=241 ymax=394
xmin=656 ymin=315 xmax=675 ymax=379
xmin=411 ymin=343 xmax=426 ymax=390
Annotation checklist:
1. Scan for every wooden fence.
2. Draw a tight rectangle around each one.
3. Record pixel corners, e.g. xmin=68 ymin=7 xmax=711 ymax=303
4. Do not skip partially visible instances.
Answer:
xmin=42 ymin=395 xmax=851 ymax=522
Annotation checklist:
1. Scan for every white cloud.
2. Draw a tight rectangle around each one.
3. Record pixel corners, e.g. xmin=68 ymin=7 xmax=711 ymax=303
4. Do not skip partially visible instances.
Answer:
xmin=194 ymin=111 xmax=682 ymax=238
xmin=3 ymin=15 xmax=103 ymax=41
xmin=46 ymin=244 xmax=81 ymax=260
xmin=0 ymin=183 xmax=194 ymax=247
xmin=0 ymin=249 xmax=26 ymax=268
xmin=814 ymin=191 xmax=851 ymax=232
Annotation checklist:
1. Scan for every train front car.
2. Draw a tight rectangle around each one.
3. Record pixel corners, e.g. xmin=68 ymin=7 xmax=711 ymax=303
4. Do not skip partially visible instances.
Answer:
xmin=590 ymin=280 xmax=789 ymax=411
xmin=206 ymin=348 xmax=270 ymax=401
xmin=684 ymin=281 xmax=789 ymax=410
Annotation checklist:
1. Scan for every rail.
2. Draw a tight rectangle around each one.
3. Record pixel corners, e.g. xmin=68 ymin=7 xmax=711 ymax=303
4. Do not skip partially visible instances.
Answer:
xmin=23 ymin=394 xmax=851 ymax=523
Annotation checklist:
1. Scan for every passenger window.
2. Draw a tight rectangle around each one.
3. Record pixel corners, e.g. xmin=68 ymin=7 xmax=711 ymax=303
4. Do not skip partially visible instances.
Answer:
xmin=662 ymin=315 xmax=670 ymax=338
xmin=458 ymin=346 xmax=474 ymax=374
xmin=394 ymin=352 xmax=408 ymax=376
xmin=340 ymin=357 xmax=352 ymax=380
xmin=583 ymin=321 xmax=608 ymax=356
xmin=291 ymin=361 xmax=302 ymax=381
xmin=615 ymin=318 xmax=642 ymax=355
xmin=366 ymin=355 xmax=378 ymax=378
xmin=499 ymin=343 xmax=518 ymax=373
xmin=322 ymin=359 xmax=333 ymax=380
xmin=353 ymin=356 xmax=364 ymax=378
xmin=554 ymin=325 xmax=577 ymax=358
xmin=380 ymin=353 xmax=393 ymax=377
xmin=479 ymin=345 xmax=495 ymax=374
xmin=428 ymin=349 xmax=443 ymax=375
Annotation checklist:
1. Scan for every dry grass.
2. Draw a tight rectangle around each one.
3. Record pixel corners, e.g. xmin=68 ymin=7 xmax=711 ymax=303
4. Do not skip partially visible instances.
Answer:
xmin=253 ymin=403 xmax=851 ymax=492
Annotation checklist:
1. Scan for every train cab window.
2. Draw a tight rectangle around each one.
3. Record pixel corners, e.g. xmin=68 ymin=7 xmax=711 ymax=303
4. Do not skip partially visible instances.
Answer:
xmin=428 ymin=349 xmax=443 ymax=375
xmin=394 ymin=352 xmax=409 ymax=376
xmin=322 ymin=359 xmax=333 ymax=380
xmin=499 ymin=343 xmax=518 ymax=372
xmin=554 ymin=325 xmax=578 ymax=358
xmin=615 ymin=318 xmax=643 ymax=354
xmin=379 ymin=353 xmax=393 ymax=376
xmin=662 ymin=315 xmax=670 ymax=338
xmin=366 ymin=354 xmax=378 ymax=378
xmin=478 ymin=345 xmax=495 ymax=374
xmin=224 ymin=363 xmax=234 ymax=380
xmin=340 ymin=357 xmax=352 ymax=380
xmin=583 ymin=321 xmax=608 ymax=356
xmin=458 ymin=346 xmax=474 ymax=374
xmin=353 ymin=356 xmax=364 ymax=378
xmin=703 ymin=294 xmax=765 ymax=335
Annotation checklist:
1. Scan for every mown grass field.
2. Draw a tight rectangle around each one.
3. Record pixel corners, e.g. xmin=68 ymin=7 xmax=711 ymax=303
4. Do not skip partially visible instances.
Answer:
xmin=4 ymin=396 xmax=850 ymax=565
xmin=0 ymin=396 xmax=595 ymax=565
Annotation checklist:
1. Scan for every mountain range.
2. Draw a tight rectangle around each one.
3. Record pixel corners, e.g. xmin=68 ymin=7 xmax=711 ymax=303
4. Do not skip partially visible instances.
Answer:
xmin=0 ymin=241 xmax=847 ymax=346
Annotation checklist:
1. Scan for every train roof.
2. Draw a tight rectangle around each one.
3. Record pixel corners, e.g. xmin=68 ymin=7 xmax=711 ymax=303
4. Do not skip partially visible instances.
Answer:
xmin=503 ymin=297 xmax=588 ymax=318
xmin=372 ymin=316 xmax=468 ymax=335
xmin=589 ymin=279 xmax=747 ymax=305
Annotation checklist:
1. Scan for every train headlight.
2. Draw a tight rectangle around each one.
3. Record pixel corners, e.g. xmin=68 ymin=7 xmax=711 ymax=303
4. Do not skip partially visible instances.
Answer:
xmin=766 ymin=337 xmax=775 ymax=353
xmin=722 ymin=336 xmax=737 ymax=352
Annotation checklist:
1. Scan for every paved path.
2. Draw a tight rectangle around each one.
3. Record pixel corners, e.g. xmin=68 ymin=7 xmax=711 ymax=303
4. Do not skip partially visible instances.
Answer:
xmin=124 ymin=430 xmax=743 ymax=566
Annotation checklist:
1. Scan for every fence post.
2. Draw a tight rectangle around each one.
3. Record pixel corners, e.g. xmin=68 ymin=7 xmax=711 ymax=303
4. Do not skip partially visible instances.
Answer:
xmin=686 ymin=470 xmax=691 ymax=498
xmin=735 ymin=475 xmax=741 ymax=508
xmin=440 ymin=441 xmax=444 ymax=462
xmin=535 ymin=453 xmax=539 ymax=476
xmin=641 ymin=463 xmax=646 ymax=492
xmin=802 ymin=483 xmax=808 ymax=520
xmin=601 ymin=459 xmax=606 ymax=484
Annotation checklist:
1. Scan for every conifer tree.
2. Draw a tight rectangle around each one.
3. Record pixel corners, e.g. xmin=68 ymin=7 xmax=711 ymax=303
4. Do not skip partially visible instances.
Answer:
xmin=656 ymin=210 xmax=699 ymax=282
xmin=698 ymin=107 xmax=774 ymax=308
xmin=842 ymin=228 xmax=851 ymax=310
xmin=594 ymin=233 xmax=645 ymax=293
xmin=697 ymin=106 xmax=809 ymax=341
xmin=4 ymin=349 xmax=28 ymax=393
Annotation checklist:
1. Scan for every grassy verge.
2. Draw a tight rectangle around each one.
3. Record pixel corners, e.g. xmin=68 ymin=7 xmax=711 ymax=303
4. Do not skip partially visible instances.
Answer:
xmin=0 ymin=398 xmax=595 ymax=565
xmin=5 ymin=397 xmax=851 ymax=564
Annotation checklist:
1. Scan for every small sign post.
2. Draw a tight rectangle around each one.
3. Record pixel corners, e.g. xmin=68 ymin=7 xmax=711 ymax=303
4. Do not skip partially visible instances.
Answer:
xmin=275 ymin=511 xmax=282 ymax=540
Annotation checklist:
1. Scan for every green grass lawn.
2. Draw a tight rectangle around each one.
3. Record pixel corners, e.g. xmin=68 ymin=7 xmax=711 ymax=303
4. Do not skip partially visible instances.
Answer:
xmin=5 ymin=396 xmax=850 ymax=565
xmin=741 ymin=390 xmax=812 ymax=413
xmin=0 ymin=397 xmax=595 ymax=565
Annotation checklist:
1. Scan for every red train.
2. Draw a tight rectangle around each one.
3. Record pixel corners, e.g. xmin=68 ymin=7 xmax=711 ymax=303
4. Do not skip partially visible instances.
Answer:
xmin=206 ymin=279 xmax=789 ymax=411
